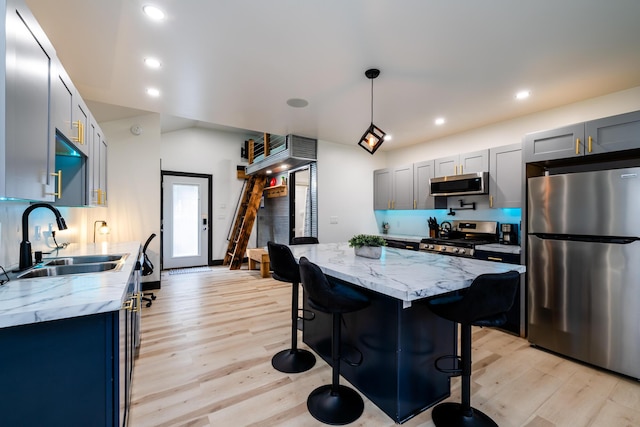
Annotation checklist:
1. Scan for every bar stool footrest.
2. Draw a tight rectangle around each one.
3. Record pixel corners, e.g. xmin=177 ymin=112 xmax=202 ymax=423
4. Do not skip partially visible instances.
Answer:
xmin=435 ymin=354 xmax=462 ymax=376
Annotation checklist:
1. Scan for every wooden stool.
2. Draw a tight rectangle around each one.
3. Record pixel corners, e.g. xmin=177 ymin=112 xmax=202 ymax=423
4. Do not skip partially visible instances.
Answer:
xmin=246 ymin=248 xmax=270 ymax=278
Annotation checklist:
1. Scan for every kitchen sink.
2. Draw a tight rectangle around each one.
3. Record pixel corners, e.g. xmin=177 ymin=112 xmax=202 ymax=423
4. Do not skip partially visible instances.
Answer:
xmin=17 ymin=262 xmax=123 ymax=279
xmin=43 ymin=254 xmax=127 ymax=266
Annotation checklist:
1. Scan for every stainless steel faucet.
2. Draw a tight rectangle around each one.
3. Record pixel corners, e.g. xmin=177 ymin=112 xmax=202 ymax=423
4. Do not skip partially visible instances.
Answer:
xmin=19 ymin=203 xmax=68 ymax=270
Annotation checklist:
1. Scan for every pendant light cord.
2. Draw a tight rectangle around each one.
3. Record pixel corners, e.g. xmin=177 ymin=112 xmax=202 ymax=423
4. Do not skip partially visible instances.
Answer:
xmin=370 ymin=78 xmax=374 ymax=123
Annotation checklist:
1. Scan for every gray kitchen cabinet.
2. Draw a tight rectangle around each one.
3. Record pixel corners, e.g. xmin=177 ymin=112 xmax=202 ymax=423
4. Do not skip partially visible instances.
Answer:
xmin=90 ymin=118 xmax=108 ymax=206
xmin=0 ymin=0 xmax=55 ymax=201
xmin=489 ymin=143 xmax=522 ymax=208
xmin=585 ymin=110 xmax=640 ymax=154
xmin=392 ymin=164 xmax=414 ymax=210
xmin=414 ymin=160 xmax=435 ymax=209
xmin=51 ymin=64 xmax=74 ymax=144
xmin=434 ymin=150 xmax=489 ymax=177
xmin=374 ymin=168 xmax=392 ymax=210
xmin=524 ymin=123 xmax=585 ymax=162
xmin=524 ymin=110 xmax=640 ymax=162
xmin=373 ymin=165 xmax=414 ymax=210
xmin=73 ymin=95 xmax=91 ymax=156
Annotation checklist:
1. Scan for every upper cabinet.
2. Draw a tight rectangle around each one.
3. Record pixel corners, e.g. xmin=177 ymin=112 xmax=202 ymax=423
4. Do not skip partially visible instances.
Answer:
xmin=1 ymin=0 xmax=106 ymax=204
xmin=524 ymin=110 xmax=640 ymax=163
xmin=434 ymin=150 xmax=489 ymax=177
xmin=489 ymin=143 xmax=522 ymax=208
xmin=0 ymin=0 xmax=55 ymax=201
xmin=414 ymin=160 xmax=435 ymax=210
xmin=373 ymin=165 xmax=414 ymax=210
xmin=90 ymin=118 xmax=108 ymax=206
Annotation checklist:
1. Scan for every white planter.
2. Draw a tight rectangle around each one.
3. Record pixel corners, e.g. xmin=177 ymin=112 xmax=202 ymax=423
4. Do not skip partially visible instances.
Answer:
xmin=354 ymin=246 xmax=382 ymax=259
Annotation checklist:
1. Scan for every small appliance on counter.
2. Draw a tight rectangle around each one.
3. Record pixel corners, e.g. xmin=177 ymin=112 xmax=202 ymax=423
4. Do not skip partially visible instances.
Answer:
xmin=500 ymin=223 xmax=519 ymax=245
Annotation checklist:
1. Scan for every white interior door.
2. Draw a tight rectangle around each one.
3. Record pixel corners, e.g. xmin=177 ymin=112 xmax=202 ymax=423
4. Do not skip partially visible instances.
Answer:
xmin=162 ymin=175 xmax=209 ymax=269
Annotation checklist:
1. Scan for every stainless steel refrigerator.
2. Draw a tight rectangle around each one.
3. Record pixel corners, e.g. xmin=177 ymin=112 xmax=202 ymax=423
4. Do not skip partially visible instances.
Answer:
xmin=527 ymin=167 xmax=640 ymax=379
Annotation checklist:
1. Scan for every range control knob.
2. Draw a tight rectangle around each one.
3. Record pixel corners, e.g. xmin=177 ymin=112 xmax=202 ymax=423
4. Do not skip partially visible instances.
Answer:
xmin=452 ymin=248 xmax=459 ymax=254
xmin=440 ymin=247 xmax=447 ymax=252
xmin=458 ymin=249 xmax=466 ymax=254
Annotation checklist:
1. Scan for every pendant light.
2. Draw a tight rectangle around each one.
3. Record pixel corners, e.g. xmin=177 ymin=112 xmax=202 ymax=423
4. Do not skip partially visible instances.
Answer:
xmin=357 ymin=68 xmax=386 ymax=154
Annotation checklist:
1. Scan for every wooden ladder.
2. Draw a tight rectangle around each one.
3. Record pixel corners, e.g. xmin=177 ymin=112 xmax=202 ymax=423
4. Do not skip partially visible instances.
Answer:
xmin=223 ymin=174 xmax=267 ymax=270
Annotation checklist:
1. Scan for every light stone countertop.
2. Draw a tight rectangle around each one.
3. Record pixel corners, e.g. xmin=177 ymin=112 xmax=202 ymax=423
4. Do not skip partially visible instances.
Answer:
xmin=288 ymin=242 xmax=526 ymax=303
xmin=0 ymin=241 xmax=141 ymax=329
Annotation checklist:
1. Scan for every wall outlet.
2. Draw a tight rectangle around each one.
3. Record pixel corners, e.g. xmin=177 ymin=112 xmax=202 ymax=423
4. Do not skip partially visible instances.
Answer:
xmin=330 ymin=216 xmax=338 ymax=224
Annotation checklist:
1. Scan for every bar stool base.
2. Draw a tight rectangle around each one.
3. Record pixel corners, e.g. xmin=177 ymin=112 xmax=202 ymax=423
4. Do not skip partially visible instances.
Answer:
xmin=307 ymin=384 xmax=364 ymax=425
xmin=432 ymin=402 xmax=498 ymax=427
xmin=271 ymin=348 xmax=315 ymax=373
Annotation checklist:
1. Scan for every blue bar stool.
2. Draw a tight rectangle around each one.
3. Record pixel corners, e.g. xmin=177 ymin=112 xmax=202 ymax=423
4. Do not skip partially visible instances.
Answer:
xmin=267 ymin=241 xmax=316 ymax=373
xmin=427 ymin=270 xmax=520 ymax=427
xmin=299 ymin=256 xmax=370 ymax=425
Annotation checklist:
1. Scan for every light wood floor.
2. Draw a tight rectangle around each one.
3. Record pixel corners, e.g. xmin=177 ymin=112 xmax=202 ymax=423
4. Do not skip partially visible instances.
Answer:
xmin=129 ymin=267 xmax=640 ymax=427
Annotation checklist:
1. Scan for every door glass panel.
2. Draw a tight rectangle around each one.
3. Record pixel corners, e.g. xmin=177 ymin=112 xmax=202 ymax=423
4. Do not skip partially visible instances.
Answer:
xmin=172 ymin=183 xmax=200 ymax=257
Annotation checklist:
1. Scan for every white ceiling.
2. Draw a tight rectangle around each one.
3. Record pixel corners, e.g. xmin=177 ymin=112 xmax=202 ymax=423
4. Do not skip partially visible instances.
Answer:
xmin=25 ymin=0 xmax=640 ymax=150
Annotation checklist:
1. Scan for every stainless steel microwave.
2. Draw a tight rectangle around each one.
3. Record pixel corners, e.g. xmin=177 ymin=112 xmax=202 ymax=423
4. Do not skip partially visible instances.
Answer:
xmin=429 ymin=172 xmax=489 ymax=196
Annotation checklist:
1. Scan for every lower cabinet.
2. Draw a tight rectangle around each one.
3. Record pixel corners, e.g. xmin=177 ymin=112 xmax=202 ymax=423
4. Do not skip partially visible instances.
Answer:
xmin=0 ymin=274 xmax=140 ymax=426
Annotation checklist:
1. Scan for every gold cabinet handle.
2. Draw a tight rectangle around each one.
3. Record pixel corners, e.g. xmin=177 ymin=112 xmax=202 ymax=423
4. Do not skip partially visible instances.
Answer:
xmin=488 ymin=256 xmax=503 ymax=262
xmin=413 ymin=200 xmax=417 ymax=209
xmin=575 ymin=138 xmax=580 ymax=155
xmin=48 ymin=170 xmax=62 ymax=198
xmin=387 ymin=200 xmax=391 ymax=209
xmin=73 ymin=120 xmax=84 ymax=144
xmin=588 ymin=136 xmax=593 ymax=153
xmin=490 ymin=195 xmax=494 ymax=208
xmin=94 ymin=189 xmax=105 ymax=205
xmin=455 ymin=165 xmax=458 ymax=175
xmin=134 ymin=292 xmax=142 ymax=312
xmin=122 ymin=298 xmax=134 ymax=311
xmin=392 ymin=200 xmax=395 ymax=209
xmin=460 ymin=165 xmax=463 ymax=174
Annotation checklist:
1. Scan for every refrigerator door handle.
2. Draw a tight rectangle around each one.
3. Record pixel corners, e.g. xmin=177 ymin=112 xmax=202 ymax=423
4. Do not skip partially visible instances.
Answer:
xmin=531 ymin=233 xmax=639 ymax=244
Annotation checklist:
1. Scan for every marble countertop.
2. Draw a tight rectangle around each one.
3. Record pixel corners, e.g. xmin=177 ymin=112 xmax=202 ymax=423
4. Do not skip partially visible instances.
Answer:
xmin=0 ymin=242 xmax=141 ymax=329
xmin=475 ymin=243 xmax=521 ymax=254
xmin=288 ymin=243 xmax=526 ymax=303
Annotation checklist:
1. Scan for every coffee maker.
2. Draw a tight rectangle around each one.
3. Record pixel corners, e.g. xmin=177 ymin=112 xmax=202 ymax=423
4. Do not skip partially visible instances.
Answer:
xmin=500 ymin=223 xmax=519 ymax=245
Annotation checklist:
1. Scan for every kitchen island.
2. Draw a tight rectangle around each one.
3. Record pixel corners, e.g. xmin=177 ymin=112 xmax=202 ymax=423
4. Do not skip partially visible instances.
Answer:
xmin=0 ymin=242 xmax=142 ymax=427
xmin=288 ymin=242 xmax=526 ymax=423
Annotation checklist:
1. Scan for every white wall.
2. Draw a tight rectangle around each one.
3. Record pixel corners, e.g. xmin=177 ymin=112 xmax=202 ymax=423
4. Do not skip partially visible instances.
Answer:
xmin=387 ymin=86 xmax=640 ymax=165
xmin=99 ymin=113 xmax=162 ymax=283
xmin=316 ymin=140 xmax=387 ymax=243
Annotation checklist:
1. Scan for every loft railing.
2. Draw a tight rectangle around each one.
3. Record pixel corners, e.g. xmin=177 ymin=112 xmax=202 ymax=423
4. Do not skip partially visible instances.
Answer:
xmin=247 ymin=133 xmax=287 ymax=164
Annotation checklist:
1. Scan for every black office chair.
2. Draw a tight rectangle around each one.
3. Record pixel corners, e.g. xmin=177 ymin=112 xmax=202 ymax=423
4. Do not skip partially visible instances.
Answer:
xmin=299 ymin=256 xmax=370 ymax=425
xmin=291 ymin=236 xmax=319 ymax=245
xmin=267 ymin=241 xmax=316 ymax=373
xmin=427 ymin=271 xmax=520 ymax=427
xmin=141 ymin=233 xmax=157 ymax=308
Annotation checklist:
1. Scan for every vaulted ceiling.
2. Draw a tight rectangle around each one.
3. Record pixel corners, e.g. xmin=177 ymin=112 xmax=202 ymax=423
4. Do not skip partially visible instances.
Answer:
xmin=26 ymin=0 xmax=640 ymax=149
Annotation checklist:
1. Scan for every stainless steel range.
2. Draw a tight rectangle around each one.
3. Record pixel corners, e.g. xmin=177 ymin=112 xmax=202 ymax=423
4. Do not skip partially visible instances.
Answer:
xmin=419 ymin=220 xmax=499 ymax=258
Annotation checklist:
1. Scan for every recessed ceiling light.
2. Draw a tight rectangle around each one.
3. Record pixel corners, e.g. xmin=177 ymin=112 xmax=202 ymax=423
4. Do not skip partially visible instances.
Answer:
xmin=266 ymin=170 xmax=273 ymax=175
xmin=384 ymin=134 xmax=392 ymax=141
xmin=143 ymin=5 xmax=165 ymax=21
xmin=144 ymin=57 xmax=162 ymax=68
xmin=286 ymin=98 xmax=309 ymax=108
xmin=515 ymin=90 xmax=531 ymax=100
xmin=146 ymin=87 xmax=160 ymax=97
xmin=435 ymin=117 xmax=446 ymax=126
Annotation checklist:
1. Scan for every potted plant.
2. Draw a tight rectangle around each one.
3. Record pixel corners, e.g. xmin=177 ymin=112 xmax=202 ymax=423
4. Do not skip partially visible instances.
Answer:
xmin=348 ymin=234 xmax=387 ymax=259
